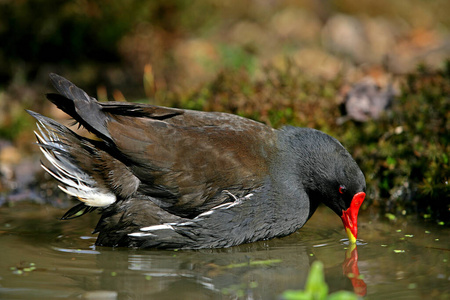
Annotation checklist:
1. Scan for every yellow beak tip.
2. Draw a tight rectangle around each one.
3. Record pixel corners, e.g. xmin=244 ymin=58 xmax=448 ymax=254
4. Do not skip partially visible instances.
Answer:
xmin=346 ymin=228 xmax=357 ymax=244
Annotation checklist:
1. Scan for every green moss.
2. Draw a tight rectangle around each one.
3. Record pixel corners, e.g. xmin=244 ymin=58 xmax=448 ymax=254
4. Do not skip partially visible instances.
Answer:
xmin=0 ymin=109 xmax=34 ymax=141
xmin=344 ymin=63 xmax=450 ymax=223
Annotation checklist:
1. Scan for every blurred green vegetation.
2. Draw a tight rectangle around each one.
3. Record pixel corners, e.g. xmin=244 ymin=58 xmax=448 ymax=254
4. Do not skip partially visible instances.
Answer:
xmin=0 ymin=0 xmax=448 ymax=222
xmin=2 ymin=0 xmax=449 ymax=87
xmin=338 ymin=63 xmax=450 ymax=223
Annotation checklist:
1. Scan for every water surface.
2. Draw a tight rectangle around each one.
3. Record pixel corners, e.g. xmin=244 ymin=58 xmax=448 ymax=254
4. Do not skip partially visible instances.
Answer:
xmin=0 ymin=203 xmax=448 ymax=299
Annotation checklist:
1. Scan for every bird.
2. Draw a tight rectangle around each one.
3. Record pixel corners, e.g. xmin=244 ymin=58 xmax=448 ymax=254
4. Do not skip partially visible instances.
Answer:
xmin=28 ymin=73 xmax=366 ymax=249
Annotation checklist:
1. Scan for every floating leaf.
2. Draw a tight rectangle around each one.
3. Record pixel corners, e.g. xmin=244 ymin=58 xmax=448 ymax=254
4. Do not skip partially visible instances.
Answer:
xmin=408 ymin=283 xmax=417 ymax=289
xmin=385 ymin=213 xmax=397 ymax=221
xmin=223 ymin=259 xmax=282 ymax=269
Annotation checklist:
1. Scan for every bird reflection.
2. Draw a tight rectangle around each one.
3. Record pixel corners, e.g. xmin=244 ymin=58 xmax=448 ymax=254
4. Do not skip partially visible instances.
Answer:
xmin=60 ymin=237 xmax=368 ymax=299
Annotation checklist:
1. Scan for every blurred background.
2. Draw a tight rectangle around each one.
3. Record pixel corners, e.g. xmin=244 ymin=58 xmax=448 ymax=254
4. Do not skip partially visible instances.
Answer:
xmin=0 ymin=0 xmax=449 ymax=223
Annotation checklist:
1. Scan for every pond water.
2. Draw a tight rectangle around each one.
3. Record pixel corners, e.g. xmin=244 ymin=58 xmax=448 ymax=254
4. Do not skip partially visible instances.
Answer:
xmin=0 ymin=202 xmax=448 ymax=299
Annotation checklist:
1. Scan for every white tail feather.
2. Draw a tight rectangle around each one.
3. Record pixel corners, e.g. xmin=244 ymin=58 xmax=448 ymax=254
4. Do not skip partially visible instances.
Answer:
xmin=36 ymin=121 xmax=116 ymax=207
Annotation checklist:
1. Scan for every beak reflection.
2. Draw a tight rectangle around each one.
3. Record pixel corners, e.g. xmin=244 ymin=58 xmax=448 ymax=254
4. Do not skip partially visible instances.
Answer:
xmin=342 ymin=244 xmax=367 ymax=296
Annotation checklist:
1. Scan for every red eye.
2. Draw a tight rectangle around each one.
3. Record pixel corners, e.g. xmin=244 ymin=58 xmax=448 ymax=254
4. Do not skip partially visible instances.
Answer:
xmin=339 ymin=185 xmax=346 ymax=194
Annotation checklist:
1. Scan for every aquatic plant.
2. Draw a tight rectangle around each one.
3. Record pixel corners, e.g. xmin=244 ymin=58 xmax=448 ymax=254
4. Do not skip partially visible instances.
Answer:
xmin=282 ymin=261 xmax=358 ymax=300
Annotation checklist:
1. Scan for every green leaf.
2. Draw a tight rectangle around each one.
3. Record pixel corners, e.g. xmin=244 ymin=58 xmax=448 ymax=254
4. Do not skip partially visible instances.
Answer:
xmin=304 ymin=261 xmax=328 ymax=300
xmin=281 ymin=261 xmax=359 ymax=299
xmin=282 ymin=290 xmax=312 ymax=300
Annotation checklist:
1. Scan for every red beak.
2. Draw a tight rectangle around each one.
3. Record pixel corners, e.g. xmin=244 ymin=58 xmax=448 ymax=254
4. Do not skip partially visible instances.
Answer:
xmin=341 ymin=192 xmax=365 ymax=243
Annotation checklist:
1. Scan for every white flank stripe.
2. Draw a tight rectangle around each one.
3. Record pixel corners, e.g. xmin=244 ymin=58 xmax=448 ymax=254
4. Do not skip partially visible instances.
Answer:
xmin=140 ymin=224 xmax=174 ymax=231
xmin=196 ymin=210 xmax=214 ymax=218
xmin=195 ymin=192 xmax=253 ymax=219
xmin=128 ymin=232 xmax=157 ymax=237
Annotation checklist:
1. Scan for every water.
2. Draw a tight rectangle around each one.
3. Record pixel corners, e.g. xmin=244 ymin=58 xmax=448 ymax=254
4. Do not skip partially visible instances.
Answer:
xmin=0 ymin=203 xmax=448 ymax=299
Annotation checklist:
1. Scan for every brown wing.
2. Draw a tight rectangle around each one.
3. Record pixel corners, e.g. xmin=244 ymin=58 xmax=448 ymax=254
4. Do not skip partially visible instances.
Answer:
xmin=46 ymin=73 xmax=277 ymax=217
xmin=104 ymin=108 xmax=277 ymax=217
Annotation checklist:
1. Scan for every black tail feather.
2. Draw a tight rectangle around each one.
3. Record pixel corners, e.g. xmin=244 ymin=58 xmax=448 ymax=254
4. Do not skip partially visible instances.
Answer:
xmin=49 ymin=73 xmax=91 ymax=102
xmin=61 ymin=203 xmax=97 ymax=220
xmin=46 ymin=74 xmax=114 ymax=144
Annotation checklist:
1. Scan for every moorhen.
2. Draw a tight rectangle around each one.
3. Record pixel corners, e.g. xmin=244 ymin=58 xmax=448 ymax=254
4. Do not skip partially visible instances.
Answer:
xmin=29 ymin=74 xmax=366 ymax=249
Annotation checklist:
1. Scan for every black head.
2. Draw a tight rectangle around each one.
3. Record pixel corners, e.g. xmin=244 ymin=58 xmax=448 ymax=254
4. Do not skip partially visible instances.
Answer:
xmin=320 ymin=150 xmax=366 ymax=216
xmin=280 ymin=127 xmax=366 ymax=236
